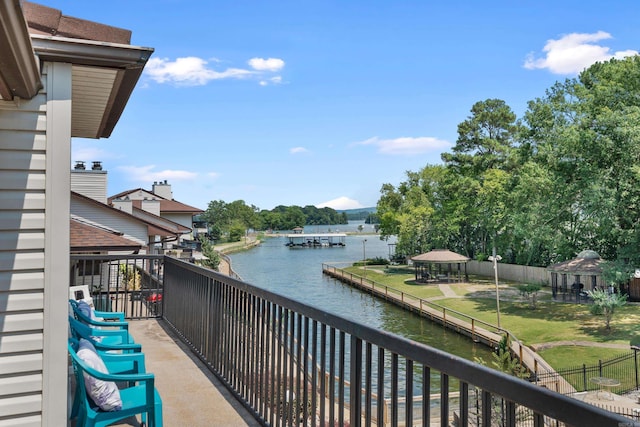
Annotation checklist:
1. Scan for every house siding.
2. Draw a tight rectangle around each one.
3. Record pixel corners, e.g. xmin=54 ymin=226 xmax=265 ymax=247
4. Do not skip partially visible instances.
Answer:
xmin=71 ymin=198 xmax=149 ymax=246
xmin=0 ymin=77 xmax=47 ymax=424
xmin=0 ymin=61 xmax=72 ymax=426
xmin=70 ymin=170 xmax=107 ymax=204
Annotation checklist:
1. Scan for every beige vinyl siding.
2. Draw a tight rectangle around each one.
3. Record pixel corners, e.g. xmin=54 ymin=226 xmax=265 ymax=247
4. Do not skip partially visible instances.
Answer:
xmin=0 ymin=86 xmax=47 ymax=424
xmin=70 ymin=170 xmax=107 ymax=204
xmin=0 ymin=61 xmax=70 ymax=426
xmin=71 ymin=197 xmax=149 ymax=246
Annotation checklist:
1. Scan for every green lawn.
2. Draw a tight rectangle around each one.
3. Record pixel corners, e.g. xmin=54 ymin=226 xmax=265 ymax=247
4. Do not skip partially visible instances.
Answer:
xmin=340 ymin=264 xmax=640 ymax=371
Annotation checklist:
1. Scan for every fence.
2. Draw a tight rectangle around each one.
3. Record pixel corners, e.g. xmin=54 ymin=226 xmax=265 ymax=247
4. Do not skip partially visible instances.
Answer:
xmin=70 ymin=254 xmax=164 ymax=319
xmin=537 ymin=349 xmax=640 ymax=395
xmin=160 ymin=256 xmax=632 ymax=426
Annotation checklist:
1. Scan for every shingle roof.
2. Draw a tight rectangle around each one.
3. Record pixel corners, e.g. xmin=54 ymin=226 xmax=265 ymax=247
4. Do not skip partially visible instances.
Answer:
xmin=22 ymin=1 xmax=132 ymax=43
xmin=72 ymin=191 xmax=186 ymax=237
xmin=133 ymin=199 xmax=203 ymax=214
xmin=411 ymin=249 xmax=470 ymax=263
xmin=109 ymin=189 xmax=203 ymax=214
xmin=70 ymin=218 xmax=142 ymax=252
xmin=547 ymin=251 xmax=603 ymax=275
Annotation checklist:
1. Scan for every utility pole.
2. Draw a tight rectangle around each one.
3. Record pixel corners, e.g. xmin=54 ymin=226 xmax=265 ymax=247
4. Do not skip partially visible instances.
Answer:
xmin=488 ymin=246 xmax=502 ymax=329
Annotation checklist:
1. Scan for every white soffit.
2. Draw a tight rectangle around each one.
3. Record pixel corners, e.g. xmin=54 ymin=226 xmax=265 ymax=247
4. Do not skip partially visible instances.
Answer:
xmin=71 ymin=65 xmax=117 ymax=138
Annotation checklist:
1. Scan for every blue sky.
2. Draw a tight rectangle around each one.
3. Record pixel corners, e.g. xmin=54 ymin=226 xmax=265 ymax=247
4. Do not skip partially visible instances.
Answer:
xmin=47 ymin=1 xmax=639 ymax=210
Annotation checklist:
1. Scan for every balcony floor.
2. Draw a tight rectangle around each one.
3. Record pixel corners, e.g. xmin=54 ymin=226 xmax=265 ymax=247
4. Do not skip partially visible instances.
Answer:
xmin=110 ymin=318 xmax=261 ymax=427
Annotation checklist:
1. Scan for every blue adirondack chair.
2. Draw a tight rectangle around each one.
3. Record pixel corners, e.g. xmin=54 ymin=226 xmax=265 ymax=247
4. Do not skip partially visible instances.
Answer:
xmin=69 ymin=316 xmax=136 ymax=346
xmin=69 ymin=337 xmax=147 ymax=421
xmin=68 ymin=339 xmax=162 ymax=427
xmin=70 ymin=299 xmax=128 ymax=329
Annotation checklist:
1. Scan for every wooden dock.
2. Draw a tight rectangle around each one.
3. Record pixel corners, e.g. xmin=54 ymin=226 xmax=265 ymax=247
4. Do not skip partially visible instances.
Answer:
xmin=285 ymin=233 xmax=346 ymax=248
xmin=322 ymin=264 xmax=576 ymax=394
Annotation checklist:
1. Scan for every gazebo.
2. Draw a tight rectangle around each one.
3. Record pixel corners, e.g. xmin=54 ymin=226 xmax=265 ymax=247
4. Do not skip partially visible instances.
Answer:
xmin=547 ymin=250 xmax=604 ymax=301
xmin=411 ymin=249 xmax=470 ymax=283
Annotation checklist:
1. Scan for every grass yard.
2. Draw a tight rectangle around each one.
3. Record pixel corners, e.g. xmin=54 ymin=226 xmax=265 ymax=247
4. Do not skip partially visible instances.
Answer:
xmin=339 ymin=263 xmax=640 ymax=370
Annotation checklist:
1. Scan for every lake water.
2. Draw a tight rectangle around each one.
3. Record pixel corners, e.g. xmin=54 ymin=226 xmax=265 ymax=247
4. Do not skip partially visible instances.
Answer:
xmin=229 ymin=221 xmax=492 ymax=363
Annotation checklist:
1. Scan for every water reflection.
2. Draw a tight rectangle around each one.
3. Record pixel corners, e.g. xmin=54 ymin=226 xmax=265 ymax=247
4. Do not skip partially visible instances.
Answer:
xmin=230 ymin=225 xmax=491 ymax=364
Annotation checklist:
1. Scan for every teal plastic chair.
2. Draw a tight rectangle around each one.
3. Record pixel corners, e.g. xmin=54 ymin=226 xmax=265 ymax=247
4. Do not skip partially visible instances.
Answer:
xmin=69 ymin=338 xmax=147 ymax=421
xmin=68 ymin=339 xmax=162 ymax=427
xmin=70 ymin=299 xmax=128 ymax=329
xmin=69 ymin=316 xmax=136 ymax=347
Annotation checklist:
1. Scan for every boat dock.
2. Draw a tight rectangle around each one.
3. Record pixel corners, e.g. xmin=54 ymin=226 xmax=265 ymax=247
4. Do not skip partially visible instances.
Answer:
xmin=285 ymin=233 xmax=346 ymax=248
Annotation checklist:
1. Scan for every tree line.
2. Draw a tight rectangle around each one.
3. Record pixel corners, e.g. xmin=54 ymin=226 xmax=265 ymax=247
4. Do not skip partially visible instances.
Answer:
xmin=201 ymin=200 xmax=348 ymax=241
xmin=377 ymin=56 xmax=640 ymax=270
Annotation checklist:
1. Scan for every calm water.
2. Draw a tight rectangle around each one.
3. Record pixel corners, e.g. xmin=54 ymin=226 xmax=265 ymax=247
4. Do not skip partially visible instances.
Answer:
xmin=229 ymin=222 xmax=491 ymax=363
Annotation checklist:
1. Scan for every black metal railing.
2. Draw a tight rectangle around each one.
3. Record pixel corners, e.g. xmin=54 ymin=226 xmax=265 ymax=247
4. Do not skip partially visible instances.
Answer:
xmin=161 ymin=257 xmax=632 ymax=427
xmin=70 ymin=254 xmax=164 ymax=319
xmin=537 ymin=349 xmax=640 ymax=395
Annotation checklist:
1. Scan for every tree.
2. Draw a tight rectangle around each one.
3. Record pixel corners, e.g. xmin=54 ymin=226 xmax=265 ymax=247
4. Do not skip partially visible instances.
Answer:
xmin=587 ymin=289 xmax=627 ymax=331
xmin=518 ymin=284 xmax=542 ymax=309
xmin=198 ymin=236 xmax=220 ymax=271
xmin=442 ymin=98 xmax=519 ymax=176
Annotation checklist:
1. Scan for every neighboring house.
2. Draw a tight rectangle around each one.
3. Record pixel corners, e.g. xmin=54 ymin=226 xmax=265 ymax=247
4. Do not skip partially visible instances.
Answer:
xmin=71 ymin=164 xmax=192 ymax=253
xmin=0 ymin=1 xmax=152 ymax=425
xmin=70 ymin=218 xmax=143 ymax=254
xmin=109 ymin=180 xmax=204 ymax=245
xmin=71 ymin=192 xmax=190 ymax=254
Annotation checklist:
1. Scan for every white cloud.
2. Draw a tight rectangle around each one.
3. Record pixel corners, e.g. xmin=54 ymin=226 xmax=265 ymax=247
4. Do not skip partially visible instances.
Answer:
xmin=71 ymin=145 xmax=118 ymax=163
xmin=117 ymin=165 xmax=197 ymax=182
xmin=317 ymin=196 xmax=364 ymax=210
xmin=207 ymin=172 xmax=221 ymax=179
xmin=248 ymin=57 xmax=285 ymax=71
xmin=355 ymin=136 xmax=451 ymax=155
xmin=145 ymin=56 xmax=285 ymax=86
xmin=290 ymin=146 xmax=309 ymax=154
xmin=524 ymin=31 xmax=638 ymax=75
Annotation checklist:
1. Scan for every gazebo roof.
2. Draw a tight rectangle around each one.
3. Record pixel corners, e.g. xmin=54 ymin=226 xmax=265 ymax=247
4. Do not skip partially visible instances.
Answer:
xmin=547 ymin=250 xmax=603 ymax=275
xmin=411 ymin=249 xmax=470 ymax=263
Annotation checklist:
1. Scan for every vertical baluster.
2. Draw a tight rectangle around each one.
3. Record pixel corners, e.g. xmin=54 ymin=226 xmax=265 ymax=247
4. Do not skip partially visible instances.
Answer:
xmin=440 ymin=373 xmax=449 ymax=427
xmin=459 ymin=381 xmax=468 ymax=427
xmin=391 ymin=353 xmax=398 ymax=427
xmin=377 ymin=347 xmax=384 ymax=427
xmin=329 ymin=327 xmax=336 ymax=426
xmin=406 ymin=359 xmax=413 ymax=427
xmin=482 ymin=390 xmax=492 ymax=427
xmin=365 ymin=342 xmax=372 ymax=426
xmin=422 ymin=366 xmax=430 ymax=426
xmin=351 ymin=335 xmax=363 ymax=427
xmin=338 ymin=331 xmax=345 ymax=425
xmin=320 ymin=324 xmax=327 ymax=427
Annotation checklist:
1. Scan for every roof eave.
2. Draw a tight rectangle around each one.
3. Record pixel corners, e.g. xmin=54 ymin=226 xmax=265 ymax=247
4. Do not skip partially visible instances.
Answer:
xmin=30 ymin=34 xmax=154 ymax=138
xmin=0 ymin=0 xmax=42 ymax=100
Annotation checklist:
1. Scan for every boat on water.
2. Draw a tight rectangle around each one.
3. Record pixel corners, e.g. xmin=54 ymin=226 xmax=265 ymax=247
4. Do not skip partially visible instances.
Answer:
xmin=285 ymin=233 xmax=346 ymax=248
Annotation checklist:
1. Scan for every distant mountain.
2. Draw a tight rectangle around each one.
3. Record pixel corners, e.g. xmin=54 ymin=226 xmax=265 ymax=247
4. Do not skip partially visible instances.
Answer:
xmin=336 ymin=207 xmax=376 ymax=214
xmin=337 ymin=207 xmax=378 ymax=222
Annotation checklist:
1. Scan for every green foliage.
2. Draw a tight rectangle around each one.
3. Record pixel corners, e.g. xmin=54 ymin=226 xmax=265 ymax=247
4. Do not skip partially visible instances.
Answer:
xmin=518 ymin=283 xmax=542 ymax=309
xmin=118 ymin=264 xmax=141 ymax=291
xmin=376 ymin=56 xmax=640 ymax=266
xmin=229 ymin=225 xmax=245 ymax=242
xmin=587 ymin=288 xmax=628 ymax=331
xmin=600 ymin=260 xmax=635 ymax=287
xmin=198 ymin=237 xmax=221 ymax=271
xmin=476 ymin=336 xmax=529 ymax=379
xmin=353 ymin=257 xmax=389 ymax=267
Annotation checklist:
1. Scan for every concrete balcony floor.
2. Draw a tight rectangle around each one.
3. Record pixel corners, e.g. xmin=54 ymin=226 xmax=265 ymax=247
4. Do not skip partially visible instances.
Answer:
xmin=111 ymin=319 xmax=261 ymax=427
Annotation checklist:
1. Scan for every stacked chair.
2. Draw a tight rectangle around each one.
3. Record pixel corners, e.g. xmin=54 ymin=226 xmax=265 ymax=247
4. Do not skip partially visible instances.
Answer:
xmin=68 ymin=299 xmax=163 ymax=427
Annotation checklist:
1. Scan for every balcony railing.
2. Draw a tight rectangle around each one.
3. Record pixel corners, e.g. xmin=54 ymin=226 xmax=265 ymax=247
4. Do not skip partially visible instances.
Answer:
xmin=71 ymin=255 xmax=633 ymax=426
xmin=70 ymin=254 xmax=164 ymax=319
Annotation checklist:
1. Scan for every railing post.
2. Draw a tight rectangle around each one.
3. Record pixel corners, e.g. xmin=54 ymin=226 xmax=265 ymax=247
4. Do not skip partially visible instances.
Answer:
xmin=350 ymin=335 xmax=362 ymax=427
xmin=635 ymin=347 xmax=639 ymax=390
